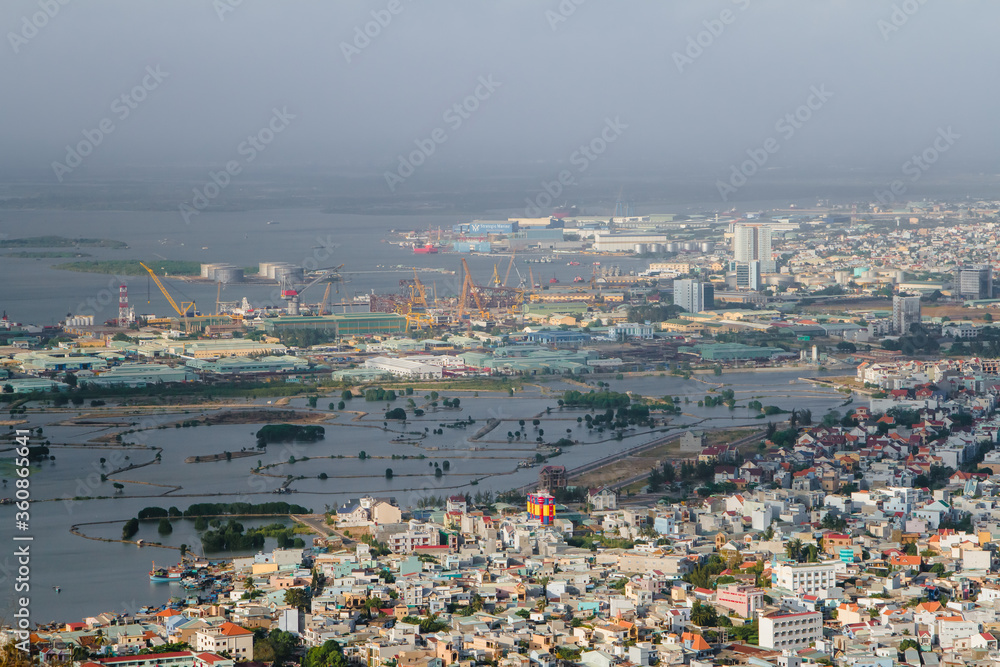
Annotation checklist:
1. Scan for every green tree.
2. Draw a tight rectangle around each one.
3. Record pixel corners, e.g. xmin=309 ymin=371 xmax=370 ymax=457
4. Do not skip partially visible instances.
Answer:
xmin=284 ymin=588 xmax=311 ymax=612
xmin=302 ymin=640 xmax=348 ymax=667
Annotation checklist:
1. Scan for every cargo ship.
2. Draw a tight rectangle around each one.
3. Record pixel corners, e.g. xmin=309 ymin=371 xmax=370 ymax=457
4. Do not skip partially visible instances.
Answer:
xmin=413 ymin=243 xmax=439 ymax=254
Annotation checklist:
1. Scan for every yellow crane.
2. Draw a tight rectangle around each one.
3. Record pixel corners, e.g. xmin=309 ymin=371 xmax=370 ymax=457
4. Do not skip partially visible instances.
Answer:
xmin=139 ymin=262 xmax=196 ymax=318
xmin=503 ymin=248 xmax=516 ymax=286
xmin=411 ymin=269 xmax=429 ymax=309
xmin=458 ymin=258 xmax=487 ymax=321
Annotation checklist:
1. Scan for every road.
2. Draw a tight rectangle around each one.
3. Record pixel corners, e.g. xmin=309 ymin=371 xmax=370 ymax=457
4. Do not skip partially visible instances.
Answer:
xmin=516 ymin=426 xmax=767 ymax=495
xmin=604 ymin=429 xmax=766 ymax=494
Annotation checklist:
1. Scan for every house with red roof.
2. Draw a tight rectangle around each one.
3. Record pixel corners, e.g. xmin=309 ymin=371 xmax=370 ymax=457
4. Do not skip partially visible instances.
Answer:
xmin=194 ymin=623 xmax=253 ymax=662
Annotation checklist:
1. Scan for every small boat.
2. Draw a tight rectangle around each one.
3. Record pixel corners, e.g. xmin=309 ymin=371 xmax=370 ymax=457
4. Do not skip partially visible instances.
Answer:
xmin=573 ymin=276 xmax=584 ymax=283
xmin=150 ymin=561 xmax=184 ymax=583
xmin=413 ymin=243 xmax=438 ymax=254
xmin=53 ymin=586 xmax=61 ymax=593
xmin=549 ymin=276 xmax=559 ymax=284
xmin=267 ymin=221 xmax=280 ymax=225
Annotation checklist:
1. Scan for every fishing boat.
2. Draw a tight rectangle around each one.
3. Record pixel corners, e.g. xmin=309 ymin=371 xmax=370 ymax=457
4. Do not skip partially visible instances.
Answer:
xmin=150 ymin=561 xmax=184 ymax=583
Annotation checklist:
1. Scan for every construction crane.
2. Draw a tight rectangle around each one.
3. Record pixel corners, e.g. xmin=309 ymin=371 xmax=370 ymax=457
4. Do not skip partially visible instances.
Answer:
xmin=458 ymin=258 xmax=487 ymax=322
xmin=503 ymin=249 xmax=516 ymax=287
xmin=410 ymin=269 xmax=429 ymax=309
xmin=316 ymin=283 xmax=333 ymax=316
xmin=139 ymin=262 xmax=196 ymax=318
xmin=215 ymin=281 xmax=222 ymax=316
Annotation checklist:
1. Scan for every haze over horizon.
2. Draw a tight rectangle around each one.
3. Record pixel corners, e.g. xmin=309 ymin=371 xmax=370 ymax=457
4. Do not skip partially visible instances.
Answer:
xmin=3 ymin=1 xmax=999 ymax=206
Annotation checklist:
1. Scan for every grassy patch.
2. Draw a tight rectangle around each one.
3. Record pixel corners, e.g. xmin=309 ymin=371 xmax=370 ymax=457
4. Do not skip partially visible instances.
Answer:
xmin=54 ymin=260 xmax=200 ymax=276
xmin=0 ymin=235 xmax=128 ymax=249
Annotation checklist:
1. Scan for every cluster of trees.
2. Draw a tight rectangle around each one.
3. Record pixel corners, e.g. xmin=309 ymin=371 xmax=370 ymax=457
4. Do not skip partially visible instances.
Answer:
xmin=302 ymin=640 xmax=348 ymax=667
xmin=252 ymin=629 xmax=298 ymax=665
xmin=365 ymin=387 xmax=397 ymax=401
xmin=881 ymin=324 xmax=940 ymax=355
xmin=274 ymin=328 xmax=338 ymax=348
xmin=201 ymin=520 xmax=304 ymax=552
xmin=561 ymin=389 xmax=631 ymax=409
xmin=255 ymin=424 xmax=325 ymax=446
xmin=647 ymin=461 xmax=676 ymax=492
xmin=385 ymin=408 xmax=407 ymax=420
xmin=626 ymin=304 xmax=683 ymax=322
xmin=703 ymin=389 xmax=736 ymax=408
xmin=684 ymin=554 xmax=727 ymax=589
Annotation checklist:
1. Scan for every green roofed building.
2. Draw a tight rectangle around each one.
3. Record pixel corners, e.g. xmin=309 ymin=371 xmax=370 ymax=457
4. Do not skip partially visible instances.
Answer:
xmin=260 ymin=313 xmax=406 ymax=337
xmin=185 ymin=355 xmax=309 ymax=374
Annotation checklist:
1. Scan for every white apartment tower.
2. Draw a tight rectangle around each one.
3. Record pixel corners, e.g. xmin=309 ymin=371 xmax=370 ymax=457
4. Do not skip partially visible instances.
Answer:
xmin=892 ymin=294 xmax=921 ymax=335
xmin=733 ymin=224 xmax=775 ymax=273
xmin=674 ymin=279 xmax=703 ymax=313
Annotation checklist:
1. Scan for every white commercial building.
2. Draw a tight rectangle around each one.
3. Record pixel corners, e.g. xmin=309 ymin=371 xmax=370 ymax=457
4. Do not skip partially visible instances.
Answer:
xmin=772 ymin=561 xmax=841 ymax=598
xmin=593 ymin=233 xmax=668 ymax=252
xmin=759 ymin=611 xmax=822 ymax=650
xmin=364 ymin=356 xmax=447 ymax=379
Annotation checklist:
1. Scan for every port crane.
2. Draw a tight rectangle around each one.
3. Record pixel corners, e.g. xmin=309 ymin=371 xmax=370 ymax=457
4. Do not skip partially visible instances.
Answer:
xmin=139 ymin=262 xmax=197 ymax=318
xmin=280 ymin=265 xmax=345 ymax=315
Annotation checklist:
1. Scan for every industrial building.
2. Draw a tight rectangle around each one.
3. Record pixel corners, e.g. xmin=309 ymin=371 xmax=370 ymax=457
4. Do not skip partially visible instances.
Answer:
xmin=363 ymin=356 xmax=450 ymax=379
xmin=680 ymin=343 xmax=783 ymax=361
xmin=86 ymin=363 xmax=197 ymax=387
xmin=185 ymin=355 xmax=309 ymax=375
xmin=200 ymin=264 xmax=245 ymax=283
xmin=259 ymin=313 xmax=406 ymax=338
xmin=593 ymin=233 xmax=668 ymax=252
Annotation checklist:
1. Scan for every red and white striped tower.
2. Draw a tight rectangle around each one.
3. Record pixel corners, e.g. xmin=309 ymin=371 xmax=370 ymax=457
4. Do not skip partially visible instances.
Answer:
xmin=118 ymin=284 xmax=129 ymax=327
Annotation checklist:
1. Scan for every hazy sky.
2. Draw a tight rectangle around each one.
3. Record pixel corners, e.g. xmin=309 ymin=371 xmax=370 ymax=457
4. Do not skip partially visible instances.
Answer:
xmin=2 ymin=0 xmax=997 ymax=187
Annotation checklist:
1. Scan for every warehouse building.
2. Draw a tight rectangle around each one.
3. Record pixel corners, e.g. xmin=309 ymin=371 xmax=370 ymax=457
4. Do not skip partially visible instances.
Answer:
xmin=185 ymin=355 xmax=309 ymax=375
xmin=260 ymin=313 xmax=406 ymax=338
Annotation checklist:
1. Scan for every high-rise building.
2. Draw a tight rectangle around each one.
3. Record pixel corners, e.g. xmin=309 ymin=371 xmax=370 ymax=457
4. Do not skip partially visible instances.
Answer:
xmin=674 ymin=279 xmax=703 ymax=313
xmin=701 ymin=283 xmax=715 ymax=310
xmin=733 ymin=224 xmax=775 ymax=273
xmin=736 ymin=261 xmax=761 ymax=290
xmin=958 ymin=264 xmax=993 ymax=299
xmin=892 ymin=294 xmax=921 ymax=335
